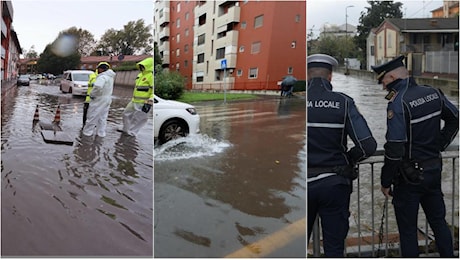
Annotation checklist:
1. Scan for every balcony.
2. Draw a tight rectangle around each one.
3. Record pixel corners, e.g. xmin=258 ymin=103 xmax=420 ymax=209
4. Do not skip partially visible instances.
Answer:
xmin=158 ymin=9 xmax=170 ymax=27
xmin=215 ymin=30 xmax=239 ymax=50
xmin=214 ymin=53 xmax=237 ymax=69
xmin=194 ymin=1 xmax=209 ymax=19
xmin=309 ymin=146 xmax=459 ymax=257
xmin=216 ymin=6 xmax=240 ymax=29
xmin=161 ymin=52 xmax=170 ymax=65
xmin=159 ymin=27 xmax=170 ymax=40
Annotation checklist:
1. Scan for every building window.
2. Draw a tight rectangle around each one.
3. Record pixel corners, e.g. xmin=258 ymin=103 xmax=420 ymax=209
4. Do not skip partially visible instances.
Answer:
xmin=197 ymin=53 xmax=205 ymax=63
xmin=184 ymin=44 xmax=189 ymax=53
xmin=176 ymin=49 xmax=180 ymax=56
xmin=177 ymin=2 xmax=181 ymax=12
xmin=176 ymin=18 xmax=180 ymax=28
xmin=387 ymin=34 xmax=392 ymax=48
xmin=217 ymin=31 xmax=227 ymax=39
xmin=370 ymin=45 xmax=375 ymax=55
xmin=237 ymin=69 xmax=243 ymax=76
xmin=251 ymin=41 xmax=261 ymax=54
xmin=239 ymin=46 xmax=245 ymax=52
xmin=185 ymin=28 xmax=189 ymax=37
xmin=254 ymin=15 xmax=264 ymax=28
xmin=379 ymin=35 xmax=382 ymax=49
xmin=288 ymin=67 xmax=293 ymax=74
xmin=177 ymin=34 xmax=180 ymax=43
xmin=249 ymin=68 xmax=258 ymax=79
xmin=216 ymin=47 xmax=225 ymax=59
xmin=241 ymin=21 xmax=247 ymax=29
xmin=199 ymin=14 xmax=206 ymax=26
xmin=176 ymin=62 xmax=180 ymax=71
xmin=295 ymin=14 xmax=301 ymax=23
xmin=184 ymin=60 xmax=188 ymax=67
xmin=198 ymin=34 xmax=205 ymax=45
xmin=196 ymin=76 xmax=204 ymax=82
xmin=291 ymin=41 xmax=296 ymax=48
xmin=185 ymin=12 xmax=189 ymax=21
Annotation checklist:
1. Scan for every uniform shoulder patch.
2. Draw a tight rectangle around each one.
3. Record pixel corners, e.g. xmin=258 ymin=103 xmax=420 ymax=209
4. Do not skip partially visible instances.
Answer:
xmin=387 ymin=110 xmax=394 ymax=119
xmin=385 ymin=90 xmax=397 ymax=101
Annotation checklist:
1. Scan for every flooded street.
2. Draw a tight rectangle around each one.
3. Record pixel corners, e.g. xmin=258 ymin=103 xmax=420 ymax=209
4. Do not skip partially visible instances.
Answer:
xmin=1 ymin=80 xmax=153 ymax=256
xmin=154 ymin=97 xmax=306 ymax=257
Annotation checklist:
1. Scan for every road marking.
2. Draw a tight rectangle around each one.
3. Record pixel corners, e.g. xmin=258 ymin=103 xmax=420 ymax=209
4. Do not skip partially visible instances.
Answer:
xmin=225 ymin=218 xmax=306 ymax=258
xmin=206 ymin=112 xmax=276 ymax=122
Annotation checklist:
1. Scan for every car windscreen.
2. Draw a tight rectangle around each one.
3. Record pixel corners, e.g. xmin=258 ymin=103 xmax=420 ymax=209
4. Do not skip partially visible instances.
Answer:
xmin=72 ymin=73 xmax=90 ymax=81
xmin=19 ymin=75 xmax=29 ymax=79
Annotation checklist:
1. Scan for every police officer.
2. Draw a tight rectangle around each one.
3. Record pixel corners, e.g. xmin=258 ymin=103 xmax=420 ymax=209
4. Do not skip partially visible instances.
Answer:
xmin=371 ymin=55 xmax=458 ymax=257
xmin=307 ymin=54 xmax=377 ymax=257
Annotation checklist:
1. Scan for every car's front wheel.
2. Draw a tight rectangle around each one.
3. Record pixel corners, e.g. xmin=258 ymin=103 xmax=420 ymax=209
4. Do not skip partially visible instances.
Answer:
xmin=159 ymin=119 xmax=189 ymax=144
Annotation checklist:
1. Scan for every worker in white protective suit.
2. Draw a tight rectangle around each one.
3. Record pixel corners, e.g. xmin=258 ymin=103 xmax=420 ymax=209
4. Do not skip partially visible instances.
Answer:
xmin=82 ymin=62 xmax=115 ymax=137
xmin=121 ymin=57 xmax=153 ymax=136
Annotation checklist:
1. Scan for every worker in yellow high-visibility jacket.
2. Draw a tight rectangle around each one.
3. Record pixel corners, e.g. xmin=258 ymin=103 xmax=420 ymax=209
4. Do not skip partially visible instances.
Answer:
xmin=83 ymin=68 xmax=98 ymax=126
xmin=121 ymin=57 xmax=153 ymax=136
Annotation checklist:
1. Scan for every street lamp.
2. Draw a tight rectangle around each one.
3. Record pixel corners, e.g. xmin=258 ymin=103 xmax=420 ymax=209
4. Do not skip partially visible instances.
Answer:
xmin=345 ymin=5 xmax=354 ymax=75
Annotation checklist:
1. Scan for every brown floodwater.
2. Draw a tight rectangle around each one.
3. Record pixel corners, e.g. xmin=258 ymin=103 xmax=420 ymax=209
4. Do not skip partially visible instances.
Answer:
xmin=1 ymin=81 xmax=153 ymax=256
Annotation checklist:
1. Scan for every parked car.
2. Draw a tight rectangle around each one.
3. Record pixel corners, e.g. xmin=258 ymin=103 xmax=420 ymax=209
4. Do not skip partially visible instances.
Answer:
xmin=60 ymin=70 xmax=93 ymax=96
xmin=17 ymin=74 xmax=30 ymax=86
xmin=154 ymin=94 xmax=200 ymax=145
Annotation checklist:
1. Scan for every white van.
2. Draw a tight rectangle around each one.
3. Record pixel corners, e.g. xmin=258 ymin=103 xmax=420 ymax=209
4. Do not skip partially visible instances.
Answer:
xmin=60 ymin=70 xmax=94 ymax=96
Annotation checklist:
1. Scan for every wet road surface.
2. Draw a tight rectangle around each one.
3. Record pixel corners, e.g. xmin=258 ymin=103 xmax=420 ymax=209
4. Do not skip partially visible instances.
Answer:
xmin=1 ymin=80 xmax=153 ymax=256
xmin=154 ymin=96 xmax=306 ymax=257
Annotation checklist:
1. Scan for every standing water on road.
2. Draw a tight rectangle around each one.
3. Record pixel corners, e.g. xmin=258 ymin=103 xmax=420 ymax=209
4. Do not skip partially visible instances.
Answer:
xmin=1 ymin=81 xmax=153 ymax=256
xmin=154 ymin=97 xmax=306 ymax=257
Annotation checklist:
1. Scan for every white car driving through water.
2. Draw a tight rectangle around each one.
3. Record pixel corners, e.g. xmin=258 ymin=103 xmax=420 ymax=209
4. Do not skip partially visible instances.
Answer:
xmin=154 ymin=94 xmax=200 ymax=145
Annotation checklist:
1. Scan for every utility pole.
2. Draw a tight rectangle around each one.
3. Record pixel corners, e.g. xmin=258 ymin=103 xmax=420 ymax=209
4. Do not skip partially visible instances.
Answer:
xmin=345 ymin=5 xmax=354 ymax=75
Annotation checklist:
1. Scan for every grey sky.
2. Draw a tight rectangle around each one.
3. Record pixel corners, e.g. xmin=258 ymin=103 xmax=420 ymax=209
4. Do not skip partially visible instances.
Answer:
xmin=307 ymin=0 xmax=445 ymax=37
xmin=11 ymin=0 xmax=153 ymax=56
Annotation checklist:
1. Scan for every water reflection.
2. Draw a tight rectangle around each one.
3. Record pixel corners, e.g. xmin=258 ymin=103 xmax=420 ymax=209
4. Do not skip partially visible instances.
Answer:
xmin=2 ymin=83 xmax=153 ymax=256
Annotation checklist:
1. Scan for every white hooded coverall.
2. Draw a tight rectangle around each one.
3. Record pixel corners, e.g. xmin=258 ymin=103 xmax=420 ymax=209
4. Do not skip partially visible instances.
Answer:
xmin=82 ymin=69 xmax=116 ymax=137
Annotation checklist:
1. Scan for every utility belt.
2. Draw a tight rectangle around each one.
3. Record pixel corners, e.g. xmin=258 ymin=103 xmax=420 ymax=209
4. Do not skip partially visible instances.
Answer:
xmin=308 ymin=165 xmax=358 ymax=180
xmin=396 ymin=157 xmax=441 ymax=185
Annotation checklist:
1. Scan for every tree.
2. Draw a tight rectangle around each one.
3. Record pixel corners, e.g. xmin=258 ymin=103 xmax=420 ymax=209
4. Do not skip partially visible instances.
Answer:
xmin=355 ymin=1 xmax=403 ymax=64
xmin=96 ymin=19 xmax=153 ymax=56
xmin=154 ymin=71 xmax=185 ymax=100
xmin=311 ymin=35 xmax=360 ymax=66
xmin=23 ymin=45 xmax=38 ymax=59
xmin=58 ymin=27 xmax=97 ymax=57
xmin=36 ymin=44 xmax=81 ymax=75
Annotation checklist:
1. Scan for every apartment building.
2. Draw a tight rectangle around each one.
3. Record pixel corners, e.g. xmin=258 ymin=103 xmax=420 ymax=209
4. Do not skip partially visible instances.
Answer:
xmin=154 ymin=0 xmax=306 ymax=91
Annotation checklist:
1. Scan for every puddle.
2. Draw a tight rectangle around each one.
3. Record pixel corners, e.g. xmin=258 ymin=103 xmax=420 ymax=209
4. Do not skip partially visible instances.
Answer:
xmin=154 ymin=134 xmax=232 ymax=162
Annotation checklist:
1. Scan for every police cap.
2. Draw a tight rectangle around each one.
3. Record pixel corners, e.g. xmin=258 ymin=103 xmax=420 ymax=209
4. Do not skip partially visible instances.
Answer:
xmin=307 ymin=54 xmax=338 ymax=71
xmin=371 ymin=55 xmax=405 ymax=83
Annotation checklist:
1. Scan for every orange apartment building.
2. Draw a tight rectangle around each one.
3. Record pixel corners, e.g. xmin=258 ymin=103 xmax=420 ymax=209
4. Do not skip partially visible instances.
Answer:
xmin=154 ymin=0 xmax=306 ymax=91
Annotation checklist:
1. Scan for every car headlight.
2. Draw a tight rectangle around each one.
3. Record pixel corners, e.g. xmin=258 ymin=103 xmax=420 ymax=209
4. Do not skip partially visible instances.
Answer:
xmin=186 ymin=108 xmax=197 ymax=115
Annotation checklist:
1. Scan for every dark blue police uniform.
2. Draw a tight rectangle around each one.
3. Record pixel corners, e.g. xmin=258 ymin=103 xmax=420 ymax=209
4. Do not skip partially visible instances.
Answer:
xmin=373 ymin=56 xmax=459 ymax=257
xmin=307 ymin=54 xmax=377 ymax=257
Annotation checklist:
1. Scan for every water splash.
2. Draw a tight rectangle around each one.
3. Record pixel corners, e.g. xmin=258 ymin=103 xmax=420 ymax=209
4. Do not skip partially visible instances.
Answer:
xmin=154 ymin=134 xmax=231 ymax=162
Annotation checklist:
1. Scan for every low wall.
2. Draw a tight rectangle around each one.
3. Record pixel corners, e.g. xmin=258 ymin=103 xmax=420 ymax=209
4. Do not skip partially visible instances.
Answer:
xmin=337 ymin=67 xmax=459 ymax=96
xmin=114 ymin=70 xmax=138 ymax=87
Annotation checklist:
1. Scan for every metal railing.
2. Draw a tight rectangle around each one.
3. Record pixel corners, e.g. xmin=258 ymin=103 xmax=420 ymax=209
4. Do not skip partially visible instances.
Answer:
xmin=309 ymin=145 xmax=459 ymax=257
